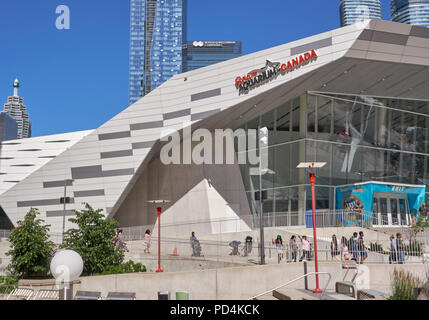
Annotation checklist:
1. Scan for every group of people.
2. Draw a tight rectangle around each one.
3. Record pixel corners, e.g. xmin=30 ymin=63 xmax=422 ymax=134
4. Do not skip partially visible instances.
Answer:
xmin=112 ymin=229 xmax=129 ymax=252
xmin=331 ymin=231 xmax=368 ymax=264
xmin=112 ymin=229 xmax=152 ymax=254
xmin=272 ymin=234 xmax=312 ymax=264
xmin=389 ymin=233 xmax=406 ymax=264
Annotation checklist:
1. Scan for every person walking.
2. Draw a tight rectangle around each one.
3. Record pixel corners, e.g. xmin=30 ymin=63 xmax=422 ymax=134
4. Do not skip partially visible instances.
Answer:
xmin=358 ymin=231 xmax=368 ymax=263
xmin=389 ymin=235 xmax=397 ymax=264
xmin=299 ymin=236 xmax=311 ymax=262
xmin=331 ymin=235 xmax=340 ymax=261
xmin=396 ymin=233 xmax=405 ymax=264
xmin=143 ymin=229 xmax=151 ymax=254
xmin=272 ymin=234 xmax=284 ymax=264
xmin=350 ymin=232 xmax=360 ymax=264
xmin=289 ymin=235 xmax=298 ymax=262
xmin=116 ymin=229 xmax=129 ymax=252
xmin=243 ymin=236 xmax=253 ymax=257
xmin=190 ymin=232 xmax=200 ymax=257
xmin=341 ymin=236 xmax=350 ymax=261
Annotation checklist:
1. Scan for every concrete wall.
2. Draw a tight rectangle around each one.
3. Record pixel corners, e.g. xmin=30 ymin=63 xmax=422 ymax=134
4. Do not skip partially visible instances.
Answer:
xmin=76 ymin=262 xmax=343 ymax=300
xmin=76 ymin=262 xmax=429 ymax=300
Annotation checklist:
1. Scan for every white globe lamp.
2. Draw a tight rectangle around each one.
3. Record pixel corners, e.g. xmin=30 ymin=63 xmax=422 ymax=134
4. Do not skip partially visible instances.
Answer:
xmin=50 ymin=250 xmax=84 ymax=300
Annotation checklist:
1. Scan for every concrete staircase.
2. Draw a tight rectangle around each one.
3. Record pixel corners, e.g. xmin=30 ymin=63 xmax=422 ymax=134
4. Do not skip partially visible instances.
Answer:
xmin=123 ymin=241 xmax=254 ymax=272
xmin=254 ymin=288 xmax=356 ymax=300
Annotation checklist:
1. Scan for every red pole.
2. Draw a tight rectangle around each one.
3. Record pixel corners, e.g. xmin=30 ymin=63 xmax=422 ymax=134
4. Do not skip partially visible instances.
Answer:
xmin=310 ymin=173 xmax=322 ymax=294
xmin=156 ymin=207 xmax=163 ymax=273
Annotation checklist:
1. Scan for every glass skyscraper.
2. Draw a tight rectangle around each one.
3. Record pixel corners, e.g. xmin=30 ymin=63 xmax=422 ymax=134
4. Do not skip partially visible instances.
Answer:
xmin=182 ymin=41 xmax=242 ymax=72
xmin=0 ymin=112 xmax=18 ymax=142
xmin=340 ymin=0 xmax=383 ymax=26
xmin=129 ymin=0 xmax=187 ymax=105
xmin=391 ymin=0 xmax=429 ymax=27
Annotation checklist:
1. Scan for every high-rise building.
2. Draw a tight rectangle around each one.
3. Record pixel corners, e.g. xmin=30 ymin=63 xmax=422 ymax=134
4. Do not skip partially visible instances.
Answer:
xmin=129 ymin=0 xmax=187 ymax=105
xmin=391 ymin=0 xmax=429 ymax=27
xmin=182 ymin=41 xmax=242 ymax=73
xmin=2 ymin=79 xmax=31 ymax=139
xmin=0 ymin=112 xmax=18 ymax=142
xmin=340 ymin=0 xmax=383 ymax=26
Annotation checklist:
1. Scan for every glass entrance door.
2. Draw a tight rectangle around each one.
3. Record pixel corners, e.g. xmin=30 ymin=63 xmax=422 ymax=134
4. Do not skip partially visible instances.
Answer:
xmin=379 ymin=198 xmax=389 ymax=226
xmin=398 ymin=198 xmax=408 ymax=225
xmin=373 ymin=193 xmax=410 ymax=227
xmin=390 ymin=198 xmax=399 ymax=225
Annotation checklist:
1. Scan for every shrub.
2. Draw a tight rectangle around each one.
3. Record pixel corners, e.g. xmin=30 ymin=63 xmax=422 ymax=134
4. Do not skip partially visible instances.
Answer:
xmin=61 ymin=203 xmax=124 ymax=276
xmin=369 ymin=242 xmax=387 ymax=254
xmin=404 ymin=240 xmax=423 ymax=257
xmin=6 ymin=208 xmax=55 ymax=279
xmin=95 ymin=261 xmax=146 ymax=276
xmin=390 ymin=269 xmax=422 ymax=300
xmin=0 ymin=276 xmax=18 ymax=294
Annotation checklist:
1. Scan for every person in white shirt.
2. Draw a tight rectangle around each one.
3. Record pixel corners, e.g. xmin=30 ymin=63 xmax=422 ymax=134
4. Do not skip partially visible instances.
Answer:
xmin=341 ymin=236 xmax=350 ymax=261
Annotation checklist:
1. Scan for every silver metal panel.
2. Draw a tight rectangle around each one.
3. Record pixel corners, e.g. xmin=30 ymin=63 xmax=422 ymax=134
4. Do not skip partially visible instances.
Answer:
xmin=46 ymin=210 xmax=75 ymax=218
xmin=291 ymin=38 xmax=332 ymax=56
xmin=132 ymin=141 xmax=155 ymax=150
xmin=98 ymin=131 xmax=131 ymax=141
xmin=191 ymin=88 xmax=221 ymax=102
xmin=371 ymin=31 xmax=408 ymax=46
xmin=130 ymin=121 xmax=163 ymax=131
xmin=71 ymin=165 xmax=103 ymax=180
xmin=102 ymin=168 xmax=134 ymax=177
xmin=17 ymin=198 xmax=75 ymax=208
xmin=43 ymin=180 xmax=73 ymax=188
xmin=100 ymin=150 xmax=133 ymax=159
xmin=74 ymin=189 xmax=105 ymax=198
xmin=410 ymin=26 xmax=429 ymax=39
xmin=163 ymin=108 xmax=191 ymax=120
xmin=191 ymin=109 xmax=221 ymax=121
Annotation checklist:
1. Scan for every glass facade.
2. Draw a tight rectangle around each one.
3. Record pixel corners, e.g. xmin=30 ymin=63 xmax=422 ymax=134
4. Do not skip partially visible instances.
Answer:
xmin=391 ymin=0 xmax=429 ymax=27
xmin=182 ymin=41 xmax=242 ymax=72
xmin=129 ymin=0 xmax=187 ymax=105
xmin=0 ymin=112 xmax=18 ymax=142
xmin=234 ymin=92 xmax=429 ymax=226
xmin=340 ymin=0 xmax=383 ymax=26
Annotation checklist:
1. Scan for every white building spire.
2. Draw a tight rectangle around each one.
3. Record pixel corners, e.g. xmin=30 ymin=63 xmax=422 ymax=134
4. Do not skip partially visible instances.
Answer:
xmin=13 ymin=78 xmax=19 ymax=97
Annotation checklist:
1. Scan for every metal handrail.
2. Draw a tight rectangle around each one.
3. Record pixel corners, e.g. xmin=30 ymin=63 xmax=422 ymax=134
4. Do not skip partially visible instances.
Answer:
xmin=249 ymin=271 xmax=332 ymax=300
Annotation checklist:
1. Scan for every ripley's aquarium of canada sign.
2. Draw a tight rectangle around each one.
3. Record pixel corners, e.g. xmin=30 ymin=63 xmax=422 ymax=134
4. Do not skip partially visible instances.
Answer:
xmin=235 ymin=50 xmax=318 ymax=95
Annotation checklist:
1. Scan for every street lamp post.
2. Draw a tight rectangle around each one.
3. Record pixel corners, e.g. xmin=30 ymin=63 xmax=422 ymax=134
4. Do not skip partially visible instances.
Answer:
xmin=258 ymin=127 xmax=269 ymax=265
xmin=50 ymin=250 xmax=83 ymax=300
xmin=147 ymin=200 xmax=170 ymax=273
xmin=61 ymin=179 xmax=74 ymax=244
xmin=297 ymin=162 xmax=326 ymax=294
xmin=250 ymin=127 xmax=275 ymax=265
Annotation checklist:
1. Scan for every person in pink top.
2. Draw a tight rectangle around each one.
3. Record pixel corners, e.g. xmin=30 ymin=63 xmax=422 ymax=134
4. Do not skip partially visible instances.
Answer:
xmin=299 ymin=235 xmax=311 ymax=262
xmin=143 ymin=229 xmax=151 ymax=254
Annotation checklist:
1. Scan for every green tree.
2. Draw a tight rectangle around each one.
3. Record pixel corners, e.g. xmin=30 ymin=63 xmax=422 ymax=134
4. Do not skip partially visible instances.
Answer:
xmin=408 ymin=215 xmax=429 ymax=242
xmin=61 ymin=203 xmax=124 ymax=275
xmin=6 ymin=208 xmax=55 ymax=279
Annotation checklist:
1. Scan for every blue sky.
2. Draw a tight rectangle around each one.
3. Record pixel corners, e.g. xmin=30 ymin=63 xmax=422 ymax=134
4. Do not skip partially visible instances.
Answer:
xmin=0 ymin=0 xmax=393 ymax=137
